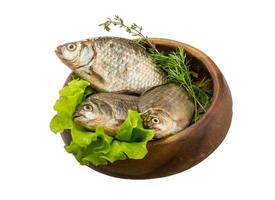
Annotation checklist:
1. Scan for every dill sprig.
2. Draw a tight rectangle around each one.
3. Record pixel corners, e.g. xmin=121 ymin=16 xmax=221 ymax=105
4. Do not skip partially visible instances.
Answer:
xmin=99 ymin=15 xmax=212 ymax=122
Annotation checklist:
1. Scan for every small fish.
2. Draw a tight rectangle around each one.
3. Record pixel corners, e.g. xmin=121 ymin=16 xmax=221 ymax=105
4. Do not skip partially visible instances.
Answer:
xmin=138 ymin=83 xmax=194 ymax=139
xmin=73 ymin=93 xmax=139 ymax=136
xmin=56 ymin=37 xmax=167 ymax=94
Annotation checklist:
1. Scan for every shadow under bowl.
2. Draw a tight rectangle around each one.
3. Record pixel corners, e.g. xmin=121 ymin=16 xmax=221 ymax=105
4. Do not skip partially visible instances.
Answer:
xmin=61 ymin=38 xmax=233 ymax=179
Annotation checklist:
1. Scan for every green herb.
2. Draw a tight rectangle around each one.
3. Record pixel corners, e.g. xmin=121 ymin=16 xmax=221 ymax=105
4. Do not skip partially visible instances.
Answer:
xmin=148 ymin=48 xmax=212 ymax=121
xmin=50 ymin=79 xmax=155 ymax=166
xmin=99 ymin=15 xmax=159 ymax=53
xmin=99 ymin=16 xmax=212 ymax=121
xmin=50 ymin=79 xmax=90 ymax=133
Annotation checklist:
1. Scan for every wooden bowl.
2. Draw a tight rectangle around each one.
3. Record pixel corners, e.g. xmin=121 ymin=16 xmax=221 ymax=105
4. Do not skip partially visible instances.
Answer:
xmin=61 ymin=38 xmax=233 ymax=179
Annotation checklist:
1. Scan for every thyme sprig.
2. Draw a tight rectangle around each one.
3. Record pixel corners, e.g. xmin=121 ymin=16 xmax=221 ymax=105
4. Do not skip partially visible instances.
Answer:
xmin=99 ymin=16 xmax=212 ymax=121
xmin=99 ymin=15 xmax=159 ymax=53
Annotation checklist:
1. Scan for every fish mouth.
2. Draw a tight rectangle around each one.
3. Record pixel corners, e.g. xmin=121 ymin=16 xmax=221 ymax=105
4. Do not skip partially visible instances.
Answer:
xmin=55 ymin=45 xmax=75 ymax=70
xmin=55 ymin=45 xmax=63 ymax=59
xmin=153 ymin=127 xmax=161 ymax=131
xmin=73 ymin=112 xmax=83 ymax=119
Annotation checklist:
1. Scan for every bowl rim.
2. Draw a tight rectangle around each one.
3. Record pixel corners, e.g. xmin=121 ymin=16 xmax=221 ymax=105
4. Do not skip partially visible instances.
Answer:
xmin=146 ymin=38 xmax=222 ymax=147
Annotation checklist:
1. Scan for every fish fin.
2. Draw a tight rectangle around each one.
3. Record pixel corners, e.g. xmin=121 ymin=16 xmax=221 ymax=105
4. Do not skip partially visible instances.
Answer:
xmin=90 ymin=71 xmax=109 ymax=92
xmin=91 ymin=70 xmax=105 ymax=83
xmin=114 ymin=90 xmax=140 ymax=96
xmin=140 ymin=84 xmax=165 ymax=96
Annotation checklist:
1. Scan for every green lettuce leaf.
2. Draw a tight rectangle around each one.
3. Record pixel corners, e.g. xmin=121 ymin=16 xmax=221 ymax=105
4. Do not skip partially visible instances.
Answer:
xmin=64 ymin=111 xmax=155 ymax=166
xmin=49 ymin=113 xmax=72 ymax=133
xmin=50 ymin=79 xmax=155 ymax=166
xmin=111 ymin=110 xmax=155 ymax=159
xmin=50 ymin=79 xmax=91 ymax=133
xmin=65 ymin=127 xmax=113 ymax=166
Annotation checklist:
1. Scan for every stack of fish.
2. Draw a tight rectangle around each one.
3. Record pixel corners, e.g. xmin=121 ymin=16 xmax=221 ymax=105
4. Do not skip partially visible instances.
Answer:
xmin=56 ymin=37 xmax=194 ymax=139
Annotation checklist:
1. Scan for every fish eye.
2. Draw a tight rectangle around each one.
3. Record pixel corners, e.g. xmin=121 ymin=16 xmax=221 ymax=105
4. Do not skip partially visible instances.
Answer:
xmin=152 ymin=117 xmax=160 ymax=124
xmin=66 ymin=43 xmax=77 ymax=51
xmin=83 ymin=104 xmax=93 ymax=111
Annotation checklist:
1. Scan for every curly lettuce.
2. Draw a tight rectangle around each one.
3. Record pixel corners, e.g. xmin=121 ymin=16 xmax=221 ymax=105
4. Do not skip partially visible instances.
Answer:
xmin=50 ymin=79 xmax=90 ymax=133
xmin=50 ymin=79 xmax=155 ymax=166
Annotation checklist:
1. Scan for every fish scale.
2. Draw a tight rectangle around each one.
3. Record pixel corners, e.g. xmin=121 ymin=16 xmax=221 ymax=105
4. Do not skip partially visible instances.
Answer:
xmin=90 ymin=37 xmax=167 ymax=93
xmin=91 ymin=93 xmax=139 ymax=120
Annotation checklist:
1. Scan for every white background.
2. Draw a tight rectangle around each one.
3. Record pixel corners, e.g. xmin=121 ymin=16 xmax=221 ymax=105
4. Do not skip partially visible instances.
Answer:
xmin=0 ymin=0 xmax=274 ymax=199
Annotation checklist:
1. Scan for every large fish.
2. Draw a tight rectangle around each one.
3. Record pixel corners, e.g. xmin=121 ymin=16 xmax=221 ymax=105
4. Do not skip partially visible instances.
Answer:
xmin=56 ymin=37 xmax=167 ymax=94
xmin=73 ymin=93 xmax=139 ymax=136
xmin=138 ymin=83 xmax=194 ymax=139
